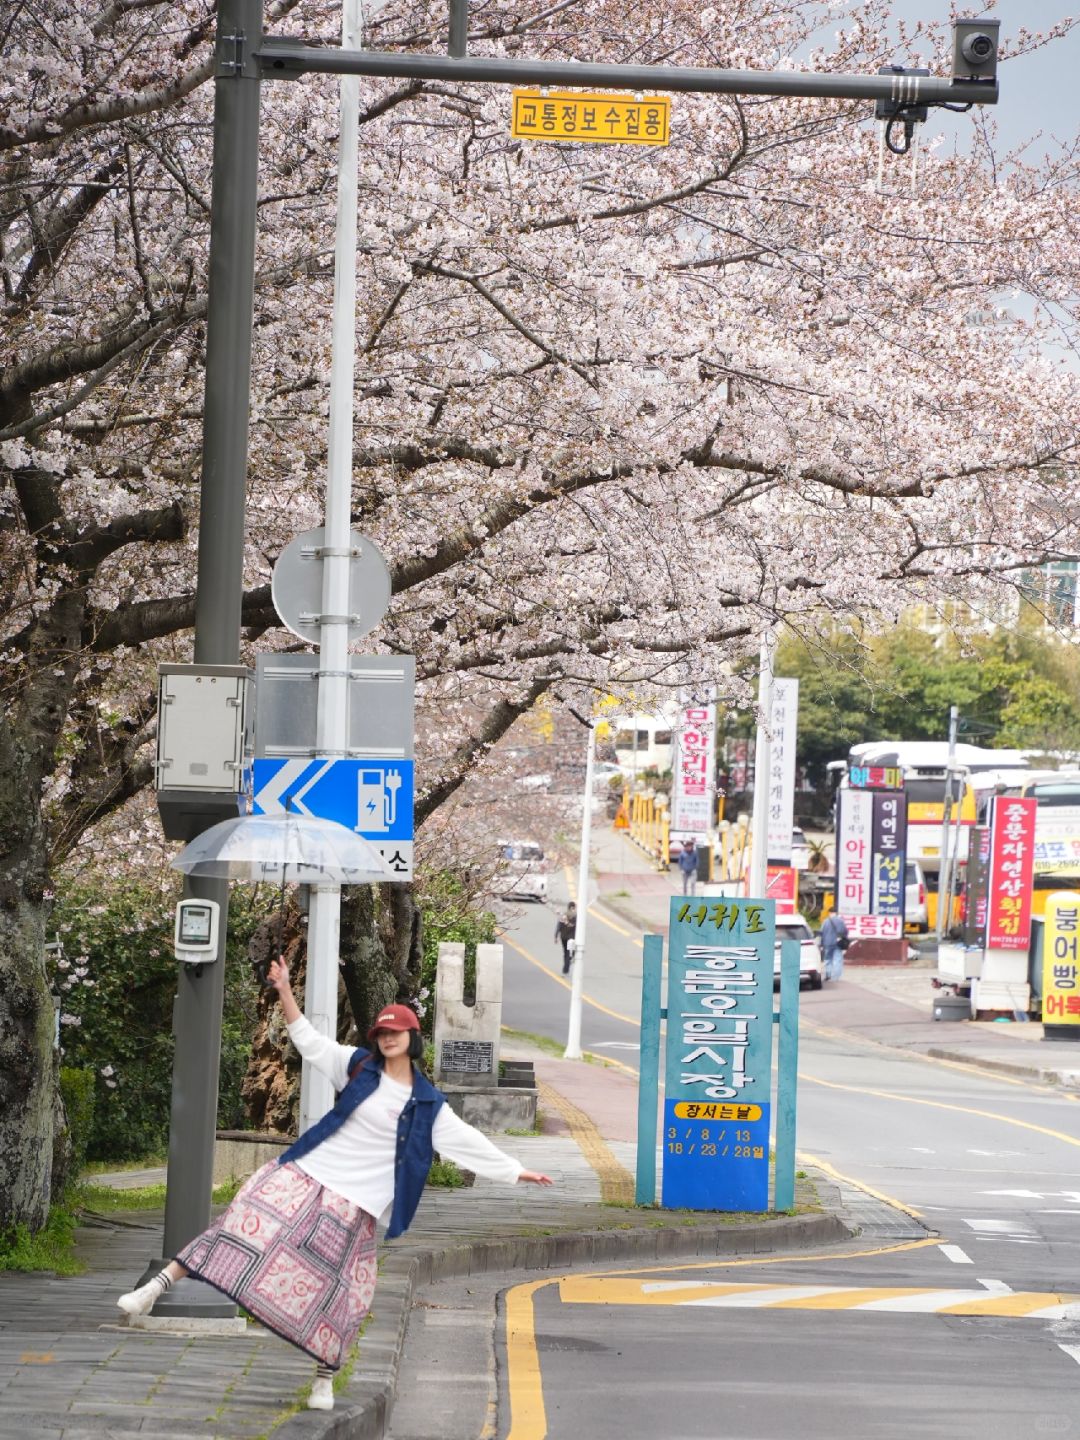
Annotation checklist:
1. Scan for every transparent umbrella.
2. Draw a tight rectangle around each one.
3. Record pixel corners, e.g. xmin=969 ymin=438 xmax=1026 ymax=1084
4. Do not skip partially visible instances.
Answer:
xmin=171 ymin=812 xmax=391 ymax=887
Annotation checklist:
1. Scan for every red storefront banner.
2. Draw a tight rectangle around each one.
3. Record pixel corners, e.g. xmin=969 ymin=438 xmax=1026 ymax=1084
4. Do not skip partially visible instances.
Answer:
xmin=986 ymin=796 xmax=1036 ymax=951
xmin=765 ymin=865 xmax=797 ymax=915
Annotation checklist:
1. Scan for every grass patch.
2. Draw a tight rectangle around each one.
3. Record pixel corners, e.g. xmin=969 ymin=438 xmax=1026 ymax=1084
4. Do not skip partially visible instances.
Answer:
xmin=0 ymin=1206 xmax=84 ymax=1275
xmin=504 ymin=1126 xmax=542 ymax=1137
xmin=80 ymin=1151 xmax=168 ymax=1177
xmin=76 ymin=1175 xmax=243 ymax=1214
xmin=501 ymin=1025 xmax=565 ymax=1058
xmin=0 ymin=1174 xmax=246 ymax=1276
xmin=426 ymin=1158 xmax=467 ymax=1189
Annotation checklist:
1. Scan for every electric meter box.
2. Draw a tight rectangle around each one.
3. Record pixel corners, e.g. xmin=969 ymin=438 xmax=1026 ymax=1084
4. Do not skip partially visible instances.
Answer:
xmin=156 ymin=664 xmax=253 ymax=841
xmin=174 ymin=898 xmax=221 ymax=963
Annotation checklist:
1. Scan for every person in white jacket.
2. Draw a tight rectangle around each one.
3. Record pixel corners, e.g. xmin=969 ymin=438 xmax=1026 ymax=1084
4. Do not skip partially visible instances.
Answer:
xmin=116 ymin=958 xmax=551 ymax=1412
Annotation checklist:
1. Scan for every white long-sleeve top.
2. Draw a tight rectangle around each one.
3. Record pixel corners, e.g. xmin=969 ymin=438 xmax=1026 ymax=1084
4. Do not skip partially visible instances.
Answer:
xmin=284 ymin=1015 xmax=523 ymax=1220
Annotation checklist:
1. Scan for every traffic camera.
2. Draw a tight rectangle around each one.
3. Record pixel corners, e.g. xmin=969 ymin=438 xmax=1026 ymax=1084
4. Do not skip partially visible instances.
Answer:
xmin=951 ymin=18 xmax=1000 ymax=84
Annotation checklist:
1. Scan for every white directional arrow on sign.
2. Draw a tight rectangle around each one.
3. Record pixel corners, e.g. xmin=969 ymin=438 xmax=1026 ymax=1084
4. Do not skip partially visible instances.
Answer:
xmin=287 ymin=760 xmax=334 ymax=818
xmin=253 ymin=758 xmax=310 ymax=814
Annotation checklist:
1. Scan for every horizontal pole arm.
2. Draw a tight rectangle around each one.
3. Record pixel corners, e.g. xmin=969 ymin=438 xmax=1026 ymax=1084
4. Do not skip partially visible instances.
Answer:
xmin=257 ymin=39 xmax=998 ymax=106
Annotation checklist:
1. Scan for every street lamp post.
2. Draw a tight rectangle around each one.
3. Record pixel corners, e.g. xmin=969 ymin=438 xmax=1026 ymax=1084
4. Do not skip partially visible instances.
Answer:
xmin=564 ymin=721 xmax=596 ymax=1062
xmin=749 ymin=634 xmax=775 ymax=899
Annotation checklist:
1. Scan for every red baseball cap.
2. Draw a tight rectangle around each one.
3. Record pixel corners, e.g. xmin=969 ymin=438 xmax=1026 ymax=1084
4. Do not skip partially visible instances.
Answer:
xmin=368 ymin=1003 xmax=420 ymax=1040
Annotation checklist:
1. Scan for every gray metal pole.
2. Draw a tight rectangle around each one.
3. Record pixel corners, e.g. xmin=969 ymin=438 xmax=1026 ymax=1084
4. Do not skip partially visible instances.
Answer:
xmin=448 ymin=0 xmax=468 ymax=58
xmin=935 ymin=704 xmax=960 ymax=943
xmin=257 ymin=40 xmax=998 ymax=108
xmin=162 ymin=0 xmax=264 ymax=1268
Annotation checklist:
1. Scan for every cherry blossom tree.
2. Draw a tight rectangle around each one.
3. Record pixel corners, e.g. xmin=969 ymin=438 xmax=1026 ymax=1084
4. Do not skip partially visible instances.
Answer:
xmin=2 ymin=0 xmax=1079 ymax=1229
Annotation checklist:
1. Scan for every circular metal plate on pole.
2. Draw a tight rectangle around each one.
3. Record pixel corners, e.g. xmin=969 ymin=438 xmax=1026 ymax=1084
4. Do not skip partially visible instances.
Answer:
xmin=271 ymin=527 xmax=391 ymax=645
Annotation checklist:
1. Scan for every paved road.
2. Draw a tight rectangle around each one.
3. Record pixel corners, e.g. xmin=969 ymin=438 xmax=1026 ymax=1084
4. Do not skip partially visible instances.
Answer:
xmin=497 ymin=876 xmax=646 ymax=1064
xmin=483 ymin=873 xmax=1080 ymax=1440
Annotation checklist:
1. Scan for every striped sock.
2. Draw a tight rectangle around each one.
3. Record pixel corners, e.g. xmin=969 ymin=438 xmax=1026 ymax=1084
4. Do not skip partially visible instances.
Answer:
xmin=145 ymin=1269 xmax=175 ymax=1301
xmin=315 ymin=1365 xmax=334 ymax=1381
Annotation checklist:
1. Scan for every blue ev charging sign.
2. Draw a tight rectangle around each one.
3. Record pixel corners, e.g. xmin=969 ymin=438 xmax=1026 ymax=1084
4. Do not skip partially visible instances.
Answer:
xmin=252 ymin=757 xmax=415 ymax=879
xmin=661 ymin=896 xmax=775 ymax=1212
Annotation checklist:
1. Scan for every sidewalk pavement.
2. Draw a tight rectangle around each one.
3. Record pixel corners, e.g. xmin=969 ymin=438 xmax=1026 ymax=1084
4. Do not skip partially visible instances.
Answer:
xmin=0 ymin=1048 xmax=845 ymax=1440
xmin=594 ymin=828 xmax=1080 ymax=1092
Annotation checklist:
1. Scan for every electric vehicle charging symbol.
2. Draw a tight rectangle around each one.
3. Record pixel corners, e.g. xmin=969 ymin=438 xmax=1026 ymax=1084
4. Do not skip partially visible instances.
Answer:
xmin=356 ymin=768 xmax=402 ymax=833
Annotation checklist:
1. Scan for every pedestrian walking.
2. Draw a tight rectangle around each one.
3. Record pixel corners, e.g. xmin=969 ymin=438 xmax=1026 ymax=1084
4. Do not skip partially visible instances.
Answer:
xmin=116 ymin=960 xmax=552 ymax=1412
xmin=554 ymin=901 xmax=577 ymax=973
xmin=820 ymin=911 xmax=850 ymax=981
xmin=677 ymin=838 xmax=699 ymax=895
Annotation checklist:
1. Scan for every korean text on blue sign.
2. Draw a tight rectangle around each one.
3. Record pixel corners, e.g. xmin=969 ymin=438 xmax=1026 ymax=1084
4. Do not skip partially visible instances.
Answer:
xmin=662 ymin=897 xmax=774 ymax=1212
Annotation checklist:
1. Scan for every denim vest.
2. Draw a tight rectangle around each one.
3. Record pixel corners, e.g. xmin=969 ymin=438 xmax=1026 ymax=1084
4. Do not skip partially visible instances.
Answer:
xmin=278 ymin=1047 xmax=445 ymax=1239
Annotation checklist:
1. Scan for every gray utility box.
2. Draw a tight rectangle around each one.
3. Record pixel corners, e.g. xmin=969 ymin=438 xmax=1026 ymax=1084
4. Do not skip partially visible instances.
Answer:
xmin=156 ymin=664 xmax=253 ymax=841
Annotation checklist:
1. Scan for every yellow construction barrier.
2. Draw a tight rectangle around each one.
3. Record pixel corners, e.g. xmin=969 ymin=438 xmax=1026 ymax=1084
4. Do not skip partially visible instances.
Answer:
xmin=625 ymin=788 xmax=670 ymax=870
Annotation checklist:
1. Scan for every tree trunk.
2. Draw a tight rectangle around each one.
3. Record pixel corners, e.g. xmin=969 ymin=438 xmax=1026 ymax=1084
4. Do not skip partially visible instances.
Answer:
xmin=0 ymin=900 xmax=57 ymax=1231
xmin=240 ymin=883 xmax=424 ymax=1134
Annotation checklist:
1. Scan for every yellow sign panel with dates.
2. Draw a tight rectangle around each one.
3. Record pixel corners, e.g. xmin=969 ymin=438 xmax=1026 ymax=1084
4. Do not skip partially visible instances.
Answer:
xmin=673 ymin=1102 xmax=763 ymax=1122
xmin=511 ymin=91 xmax=671 ymax=146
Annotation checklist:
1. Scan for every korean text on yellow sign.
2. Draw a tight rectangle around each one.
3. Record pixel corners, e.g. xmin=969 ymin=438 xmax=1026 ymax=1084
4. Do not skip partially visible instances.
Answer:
xmin=1043 ymin=891 xmax=1080 ymax=1026
xmin=511 ymin=91 xmax=671 ymax=146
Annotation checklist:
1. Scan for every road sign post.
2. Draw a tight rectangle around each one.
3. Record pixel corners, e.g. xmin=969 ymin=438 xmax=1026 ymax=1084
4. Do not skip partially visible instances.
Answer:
xmin=635 ymin=933 xmax=665 ymax=1206
xmin=662 ymin=895 xmax=775 ymax=1212
xmin=773 ymin=937 xmax=801 ymax=1212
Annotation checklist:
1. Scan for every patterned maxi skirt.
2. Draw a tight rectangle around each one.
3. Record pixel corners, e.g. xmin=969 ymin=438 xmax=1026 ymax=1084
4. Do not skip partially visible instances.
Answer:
xmin=175 ymin=1160 xmax=377 ymax=1370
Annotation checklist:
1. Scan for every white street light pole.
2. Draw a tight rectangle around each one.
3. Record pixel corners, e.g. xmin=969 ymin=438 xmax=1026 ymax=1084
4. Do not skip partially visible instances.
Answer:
xmin=299 ymin=0 xmax=378 ymax=1132
xmin=564 ymin=720 xmax=596 ymax=1061
xmin=748 ymin=633 xmax=775 ymax=899
xmin=936 ymin=704 xmax=960 ymax=943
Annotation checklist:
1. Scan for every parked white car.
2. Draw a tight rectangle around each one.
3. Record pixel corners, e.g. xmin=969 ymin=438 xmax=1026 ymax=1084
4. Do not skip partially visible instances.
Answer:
xmin=773 ymin=914 xmax=824 ymax=990
xmin=906 ymin=860 xmax=928 ymax=931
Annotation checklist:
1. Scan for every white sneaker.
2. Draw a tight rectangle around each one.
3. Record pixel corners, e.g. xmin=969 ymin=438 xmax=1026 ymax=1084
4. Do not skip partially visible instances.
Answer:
xmin=117 ymin=1280 xmax=162 ymax=1317
xmin=308 ymin=1376 xmax=335 ymax=1411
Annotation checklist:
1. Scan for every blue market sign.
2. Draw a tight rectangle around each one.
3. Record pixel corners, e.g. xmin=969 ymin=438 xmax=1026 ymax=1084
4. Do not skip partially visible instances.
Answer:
xmin=662 ymin=896 xmax=775 ymax=1212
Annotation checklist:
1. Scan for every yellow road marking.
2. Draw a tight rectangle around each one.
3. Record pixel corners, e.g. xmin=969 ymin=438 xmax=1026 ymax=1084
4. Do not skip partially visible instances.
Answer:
xmin=503 ymin=1239 xmax=937 ymax=1437
xmin=559 ymin=1277 xmax=773 ymax=1305
xmin=536 ymin=1079 xmax=634 ymax=1203
xmin=800 ymin=1070 xmax=1080 ymax=1152
xmin=938 ymin=1292 xmax=1080 ymax=1317
xmin=505 ymin=1278 xmax=552 ymax=1440
xmin=563 ymin=1236 xmax=940 ymax=1281
xmin=502 ymin=935 xmax=638 ymax=1026
xmin=797 ymin=1148 xmax=925 ymax=1221
xmin=19 ymin=1353 xmax=54 ymax=1364
xmin=588 ymin=906 xmax=635 ymax=939
xmin=554 ymin=1277 xmax=1080 ymax=1316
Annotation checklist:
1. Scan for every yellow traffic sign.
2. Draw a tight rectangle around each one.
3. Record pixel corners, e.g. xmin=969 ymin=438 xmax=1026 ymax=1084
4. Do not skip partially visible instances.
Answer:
xmin=511 ymin=90 xmax=670 ymax=145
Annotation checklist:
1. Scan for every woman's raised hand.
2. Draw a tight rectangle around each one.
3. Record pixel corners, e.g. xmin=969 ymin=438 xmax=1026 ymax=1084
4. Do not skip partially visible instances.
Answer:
xmin=267 ymin=957 xmax=290 ymax=994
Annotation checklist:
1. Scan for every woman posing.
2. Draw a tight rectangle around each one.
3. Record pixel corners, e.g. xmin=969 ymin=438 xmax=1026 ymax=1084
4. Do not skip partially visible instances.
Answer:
xmin=117 ymin=958 xmax=552 ymax=1411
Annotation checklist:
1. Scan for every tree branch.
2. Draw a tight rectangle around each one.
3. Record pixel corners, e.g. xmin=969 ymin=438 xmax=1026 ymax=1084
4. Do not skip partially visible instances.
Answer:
xmin=415 ymin=674 xmax=555 ymax=828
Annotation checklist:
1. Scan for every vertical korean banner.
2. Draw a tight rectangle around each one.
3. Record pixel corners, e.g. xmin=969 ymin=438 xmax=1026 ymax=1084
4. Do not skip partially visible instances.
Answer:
xmin=836 ymin=789 xmax=874 ymax=917
xmin=662 ymin=896 xmax=774 ymax=1212
xmin=1042 ymin=892 xmax=1080 ymax=1028
xmin=871 ymin=790 xmax=907 ymax=921
xmin=986 ymin=796 xmax=1036 ymax=950
xmin=766 ymin=678 xmax=799 ymax=863
xmin=670 ymin=699 xmax=716 ymax=837
xmin=964 ymin=824 xmax=992 ymax=945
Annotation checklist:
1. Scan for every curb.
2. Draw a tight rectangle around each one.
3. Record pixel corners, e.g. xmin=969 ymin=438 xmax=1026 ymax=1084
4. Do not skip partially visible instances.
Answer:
xmin=276 ymin=1212 xmax=850 ymax=1439
xmin=927 ymin=1047 xmax=1080 ymax=1090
